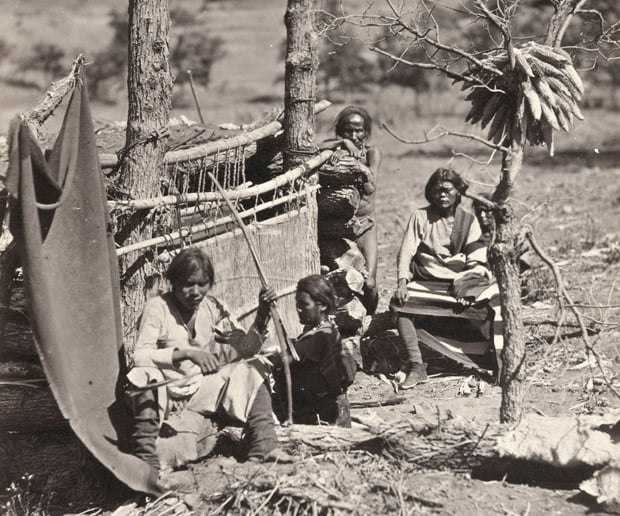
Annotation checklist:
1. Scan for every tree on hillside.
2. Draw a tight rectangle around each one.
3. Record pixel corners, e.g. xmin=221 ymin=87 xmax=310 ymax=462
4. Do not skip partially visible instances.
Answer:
xmin=0 ymin=38 xmax=10 ymax=68
xmin=170 ymin=4 xmax=196 ymax=26
xmin=333 ymin=0 xmax=620 ymax=423
xmin=605 ymin=59 xmax=620 ymax=108
xmin=171 ymin=31 xmax=225 ymax=87
xmin=89 ymin=10 xmax=128 ymax=102
xmin=375 ymin=34 xmax=435 ymax=115
xmin=314 ymin=0 xmax=377 ymax=100
xmin=559 ymin=0 xmax=620 ymax=108
xmin=318 ymin=36 xmax=376 ymax=99
xmin=89 ymin=7 xmax=225 ymax=103
xmin=21 ymin=43 xmax=66 ymax=87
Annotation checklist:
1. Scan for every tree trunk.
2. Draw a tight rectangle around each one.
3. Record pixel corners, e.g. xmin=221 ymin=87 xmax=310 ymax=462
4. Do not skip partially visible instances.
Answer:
xmin=0 ymin=383 xmax=68 ymax=433
xmin=275 ymin=412 xmax=616 ymax=483
xmin=544 ymin=0 xmax=586 ymax=47
xmin=0 ymin=240 xmax=19 ymax=347
xmin=283 ymin=0 xmax=318 ymax=171
xmin=118 ymin=0 xmax=172 ymax=351
xmin=488 ymin=0 xmax=585 ymax=424
xmin=491 ymin=204 xmax=527 ymax=423
xmin=491 ymin=122 xmax=527 ymax=423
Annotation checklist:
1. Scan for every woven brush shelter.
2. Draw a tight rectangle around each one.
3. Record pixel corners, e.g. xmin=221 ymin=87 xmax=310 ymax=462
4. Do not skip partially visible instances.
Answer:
xmin=0 ymin=86 xmax=333 ymax=501
xmin=102 ymin=101 xmax=332 ymax=339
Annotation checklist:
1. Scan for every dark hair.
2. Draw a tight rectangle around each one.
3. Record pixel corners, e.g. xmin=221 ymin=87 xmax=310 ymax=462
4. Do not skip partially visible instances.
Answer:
xmin=424 ymin=167 xmax=469 ymax=205
xmin=166 ymin=247 xmax=215 ymax=287
xmin=334 ymin=105 xmax=372 ymax=139
xmin=296 ymin=275 xmax=337 ymax=314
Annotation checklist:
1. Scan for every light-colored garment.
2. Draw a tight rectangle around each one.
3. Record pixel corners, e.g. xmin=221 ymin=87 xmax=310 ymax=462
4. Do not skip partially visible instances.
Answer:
xmin=128 ymin=293 xmax=270 ymax=423
xmin=397 ymin=202 xmax=487 ymax=282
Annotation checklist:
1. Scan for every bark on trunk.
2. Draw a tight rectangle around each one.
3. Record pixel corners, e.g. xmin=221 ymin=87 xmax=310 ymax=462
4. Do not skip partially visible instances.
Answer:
xmin=283 ymin=0 xmax=318 ymax=171
xmin=491 ymin=125 xmax=527 ymax=424
xmin=0 ymin=241 xmax=19 ymax=348
xmin=490 ymin=204 xmax=527 ymax=423
xmin=118 ymin=0 xmax=172 ymax=351
xmin=488 ymin=0 xmax=583 ymax=424
xmin=544 ymin=0 xmax=586 ymax=47
xmin=0 ymin=384 xmax=68 ymax=433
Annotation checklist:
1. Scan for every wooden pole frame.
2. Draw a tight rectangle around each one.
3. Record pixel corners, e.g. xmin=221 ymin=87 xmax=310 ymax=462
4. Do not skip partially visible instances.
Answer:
xmin=208 ymin=172 xmax=298 ymax=425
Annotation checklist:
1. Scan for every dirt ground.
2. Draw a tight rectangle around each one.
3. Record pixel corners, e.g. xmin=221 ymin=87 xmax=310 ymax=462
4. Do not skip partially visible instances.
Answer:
xmin=2 ymin=120 xmax=619 ymax=516
xmin=1 ymin=115 xmax=619 ymax=515
xmin=144 ymin=137 xmax=620 ymax=515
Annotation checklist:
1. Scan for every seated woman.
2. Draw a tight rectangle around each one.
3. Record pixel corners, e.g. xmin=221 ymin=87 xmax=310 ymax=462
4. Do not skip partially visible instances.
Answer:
xmin=273 ymin=275 xmax=353 ymax=427
xmin=391 ymin=168 xmax=490 ymax=390
xmin=126 ymin=247 xmax=292 ymax=471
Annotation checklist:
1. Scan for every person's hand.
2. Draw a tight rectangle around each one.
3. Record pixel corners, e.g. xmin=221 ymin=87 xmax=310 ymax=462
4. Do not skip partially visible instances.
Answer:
xmin=268 ymin=351 xmax=293 ymax=370
xmin=392 ymin=280 xmax=409 ymax=306
xmin=255 ymin=285 xmax=277 ymax=332
xmin=258 ymin=285 xmax=277 ymax=318
xmin=334 ymin=154 xmax=359 ymax=169
xmin=340 ymin=138 xmax=361 ymax=156
xmin=329 ymin=148 xmax=349 ymax=165
xmin=213 ymin=327 xmax=245 ymax=345
xmin=182 ymin=349 xmax=220 ymax=374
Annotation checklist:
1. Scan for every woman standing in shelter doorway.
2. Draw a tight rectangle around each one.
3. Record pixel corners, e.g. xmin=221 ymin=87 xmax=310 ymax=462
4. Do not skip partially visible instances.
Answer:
xmin=320 ymin=106 xmax=382 ymax=314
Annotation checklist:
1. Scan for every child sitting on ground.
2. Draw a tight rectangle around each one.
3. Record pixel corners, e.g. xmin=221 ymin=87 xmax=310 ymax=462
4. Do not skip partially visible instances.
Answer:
xmin=273 ymin=275 xmax=353 ymax=427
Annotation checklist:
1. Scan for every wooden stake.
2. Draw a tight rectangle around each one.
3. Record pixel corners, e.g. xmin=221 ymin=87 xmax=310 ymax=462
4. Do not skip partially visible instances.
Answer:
xmin=208 ymin=172 xmax=298 ymax=424
xmin=187 ymin=70 xmax=205 ymax=124
xmin=114 ymin=186 xmax=317 ymax=256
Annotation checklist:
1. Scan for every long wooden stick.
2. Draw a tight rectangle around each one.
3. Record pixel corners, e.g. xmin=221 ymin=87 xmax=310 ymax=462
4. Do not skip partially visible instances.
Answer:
xmin=186 ymin=70 xmax=205 ymax=124
xmin=115 ymin=187 xmax=316 ymax=256
xmin=99 ymin=100 xmax=332 ymax=168
xmin=107 ymin=149 xmax=332 ymax=211
xmin=208 ymin=172 xmax=298 ymax=424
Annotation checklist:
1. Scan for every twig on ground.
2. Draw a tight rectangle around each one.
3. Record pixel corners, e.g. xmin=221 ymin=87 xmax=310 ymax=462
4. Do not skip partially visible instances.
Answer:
xmin=457 ymin=423 xmax=490 ymax=468
xmin=526 ymin=230 xmax=620 ymax=400
xmin=249 ymin=482 xmax=280 ymax=516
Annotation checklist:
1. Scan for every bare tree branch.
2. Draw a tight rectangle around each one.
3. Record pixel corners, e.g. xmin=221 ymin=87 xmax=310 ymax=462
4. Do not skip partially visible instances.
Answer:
xmin=545 ymin=0 xmax=589 ymax=47
xmin=382 ymin=121 xmax=512 ymax=154
xmin=337 ymin=5 xmax=505 ymax=76
xmin=474 ymin=0 xmax=514 ymax=64
xmin=526 ymin=230 xmax=620 ymax=400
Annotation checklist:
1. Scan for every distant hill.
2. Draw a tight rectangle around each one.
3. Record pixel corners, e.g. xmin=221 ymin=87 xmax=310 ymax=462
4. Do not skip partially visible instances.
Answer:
xmin=0 ymin=0 xmax=288 ymax=129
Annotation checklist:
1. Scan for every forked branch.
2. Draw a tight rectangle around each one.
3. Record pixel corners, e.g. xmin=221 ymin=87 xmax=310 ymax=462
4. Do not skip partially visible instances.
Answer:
xmin=526 ymin=230 xmax=619 ymax=400
xmin=381 ymin=121 xmax=512 ymax=154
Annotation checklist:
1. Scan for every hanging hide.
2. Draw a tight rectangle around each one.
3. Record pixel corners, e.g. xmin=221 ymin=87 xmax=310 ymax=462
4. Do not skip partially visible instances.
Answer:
xmin=5 ymin=71 xmax=162 ymax=496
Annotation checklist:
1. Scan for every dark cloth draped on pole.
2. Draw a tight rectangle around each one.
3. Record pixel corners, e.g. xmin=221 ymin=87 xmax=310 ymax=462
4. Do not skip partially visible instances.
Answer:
xmin=4 ymin=70 xmax=162 ymax=496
